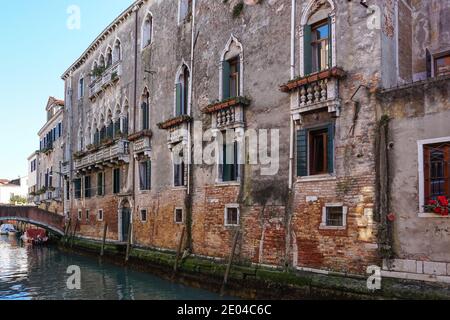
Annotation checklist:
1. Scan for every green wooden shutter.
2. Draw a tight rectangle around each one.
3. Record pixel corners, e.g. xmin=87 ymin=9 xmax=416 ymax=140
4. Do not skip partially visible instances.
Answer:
xmin=327 ymin=123 xmax=335 ymax=174
xmin=223 ymin=143 xmax=232 ymax=182
xmin=176 ymin=83 xmax=182 ymax=116
xmin=328 ymin=17 xmax=332 ymax=69
xmin=297 ymin=129 xmax=308 ymax=177
xmin=222 ymin=60 xmax=231 ymax=99
xmin=303 ymin=25 xmax=312 ymax=75
xmin=147 ymin=160 xmax=152 ymax=189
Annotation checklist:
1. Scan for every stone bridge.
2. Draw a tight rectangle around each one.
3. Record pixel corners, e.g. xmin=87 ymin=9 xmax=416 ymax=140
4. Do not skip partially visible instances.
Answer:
xmin=0 ymin=206 xmax=65 ymax=236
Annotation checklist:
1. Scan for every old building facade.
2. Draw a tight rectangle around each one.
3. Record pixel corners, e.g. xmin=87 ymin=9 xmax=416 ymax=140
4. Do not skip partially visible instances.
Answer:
xmin=54 ymin=0 xmax=450 ymax=281
xmin=30 ymin=97 xmax=65 ymax=214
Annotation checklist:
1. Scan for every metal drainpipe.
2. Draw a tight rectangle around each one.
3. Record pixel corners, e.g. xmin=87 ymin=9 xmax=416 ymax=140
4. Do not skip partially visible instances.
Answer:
xmin=131 ymin=4 xmax=139 ymax=233
xmin=187 ymin=0 xmax=196 ymax=196
xmin=289 ymin=0 xmax=296 ymax=190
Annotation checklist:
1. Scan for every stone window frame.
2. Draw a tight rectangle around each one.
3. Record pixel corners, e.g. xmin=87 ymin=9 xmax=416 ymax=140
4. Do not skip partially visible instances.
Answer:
xmin=174 ymin=207 xmax=184 ymax=224
xmin=418 ymin=137 xmax=450 ymax=218
xmin=299 ymin=0 xmax=337 ymax=77
xmin=320 ymin=203 xmax=347 ymax=230
xmin=78 ymin=73 xmax=85 ymax=100
xmin=174 ymin=61 xmax=191 ymax=117
xmin=85 ymin=209 xmax=90 ymax=222
xmin=177 ymin=0 xmax=191 ymax=25
xmin=141 ymin=10 xmax=154 ymax=50
xmin=214 ymin=128 xmax=244 ymax=186
xmin=112 ymin=38 xmax=122 ymax=64
xmin=140 ymin=209 xmax=148 ymax=223
xmin=431 ymin=50 xmax=450 ymax=78
xmin=97 ymin=209 xmax=104 ymax=222
xmin=224 ymin=204 xmax=240 ymax=227
xmin=77 ymin=209 xmax=82 ymax=221
xmin=140 ymin=87 xmax=151 ymax=131
xmin=219 ymin=35 xmax=244 ymax=101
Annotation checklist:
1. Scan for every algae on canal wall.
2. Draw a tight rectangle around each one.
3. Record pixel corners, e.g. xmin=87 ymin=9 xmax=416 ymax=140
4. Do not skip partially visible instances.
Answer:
xmin=60 ymin=238 xmax=450 ymax=300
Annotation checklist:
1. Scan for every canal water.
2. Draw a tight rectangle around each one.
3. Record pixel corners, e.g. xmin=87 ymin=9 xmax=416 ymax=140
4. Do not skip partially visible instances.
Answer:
xmin=0 ymin=235 xmax=230 ymax=300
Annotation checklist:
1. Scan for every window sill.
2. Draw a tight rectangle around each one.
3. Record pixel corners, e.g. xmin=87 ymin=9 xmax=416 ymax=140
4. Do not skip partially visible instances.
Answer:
xmin=215 ymin=181 xmax=241 ymax=187
xmin=172 ymin=186 xmax=187 ymax=191
xmin=319 ymin=224 xmax=346 ymax=230
xmin=418 ymin=212 xmax=450 ymax=218
xmin=296 ymin=175 xmax=336 ymax=183
xmin=224 ymin=224 xmax=240 ymax=228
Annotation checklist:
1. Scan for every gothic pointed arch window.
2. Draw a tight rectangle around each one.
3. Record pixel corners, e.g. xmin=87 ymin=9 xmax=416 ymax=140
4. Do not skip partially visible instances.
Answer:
xmin=175 ymin=64 xmax=190 ymax=117
xmin=220 ymin=35 xmax=244 ymax=100
xmin=99 ymin=54 xmax=106 ymax=69
xmin=114 ymin=105 xmax=121 ymax=138
xmin=142 ymin=12 xmax=153 ymax=49
xmin=141 ymin=89 xmax=150 ymax=131
xmin=113 ymin=39 xmax=122 ymax=63
xmin=106 ymin=110 xmax=113 ymax=139
xmin=122 ymin=101 xmax=129 ymax=135
xmin=300 ymin=0 xmax=336 ymax=76
xmin=106 ymin=47 xmax=113 ymax=68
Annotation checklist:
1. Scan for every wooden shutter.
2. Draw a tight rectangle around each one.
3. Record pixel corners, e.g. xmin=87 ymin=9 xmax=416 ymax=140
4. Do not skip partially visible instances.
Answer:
xmin=141 ymin=102 xmax=148 ymax=130
xmin=297 ymin=129 xmax=308 ymax=177
xmin=147 ymin=160 xmax=152 ymax=189
xmin=222 ymin=60 xmax=231 ymax=99
xmin=223 ymin=143 xmax=232 ymax=182
xmin=426 ymin=48 xmax=432 ymax=78
xmin=327 ymin=123 xmax=335 ymax=174
xmin=328 ymin=17 xmax=332 ymax=68
xmin=303 ymin=25 xmax=312 ymax=75
xmin=176 ymin=84 xmax=182 ymax=116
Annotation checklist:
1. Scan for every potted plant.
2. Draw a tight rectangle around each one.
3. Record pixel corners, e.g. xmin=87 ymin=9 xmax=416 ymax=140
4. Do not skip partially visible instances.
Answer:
xmin=424 ymin=196 xmax=450 ymax=216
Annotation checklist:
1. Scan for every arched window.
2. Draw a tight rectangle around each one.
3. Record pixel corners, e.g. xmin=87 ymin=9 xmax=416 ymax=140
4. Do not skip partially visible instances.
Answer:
xmin=114 ymin=105 xmax=121 ymax=138
xmin=91 ymin=61 xmax=98 ymax=81
xmin=175 ymin=64 xmax=190 ymax=116
xmin=141 ymin=89 xmax=150 ymax=131
xmin=142 ymin=12 xmax=153 ymax=49
xmin=122 ymin=102 xmax=129 ymax=135
xmin=113 ymin=40 xmax=122 ymax=63
xmin=99 ymin=115 xmax=106 ymax=143
xmin=106 ymin=47 xmax=113 ymax=68
xmin=300 ymin=0 xmax=336 ymax=76
xmin=106 ymin=110 xmax=113 ymax=139
xmin=99 ymin=54 xmax=105 ymax=69
xmin=220 ymin=35 xmax=243 ymax=100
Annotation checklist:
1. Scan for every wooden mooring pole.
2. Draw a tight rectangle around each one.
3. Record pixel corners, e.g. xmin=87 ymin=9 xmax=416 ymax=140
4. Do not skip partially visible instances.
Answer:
xmin=172 ymin=226 xmax=186 ymax=279
xmin=125 ymin=222 xmax=132 ymax=262
xmin=71 ymin=219 xmax=79 ymax=248
xmin=220 ymin=230 xmax=240 ymax=296
xmin=64 ymin=218 xmax=72 ymax=245
xmin=100 ymin=223 xmax=108 ymax=257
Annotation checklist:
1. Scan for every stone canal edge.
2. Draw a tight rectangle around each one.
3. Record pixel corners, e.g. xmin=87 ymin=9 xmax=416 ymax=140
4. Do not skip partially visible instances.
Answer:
xmin=58 ymin=238 xmax=450 ymax=300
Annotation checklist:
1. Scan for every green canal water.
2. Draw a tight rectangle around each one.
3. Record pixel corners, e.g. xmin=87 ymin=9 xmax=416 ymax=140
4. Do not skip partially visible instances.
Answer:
xmin=0 ymin=235 xmax=232 ymax=300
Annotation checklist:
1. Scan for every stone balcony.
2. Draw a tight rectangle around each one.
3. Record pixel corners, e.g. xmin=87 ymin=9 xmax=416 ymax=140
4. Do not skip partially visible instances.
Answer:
xmin=202 ymin=96 xmax=250 ymax=130
xmin=39 ymin=187 xmax=62 ymax=203
xmin=280 ymin=67 xmax=346 ymax=119
xmin=157 ymin=115 xmax=192 ymax=147
xmin=89 ymin=61 xmax=122 ymax=100
xmin=128 ymin=130 xmax=152 ymax=158
xmin=74 ymin=139 xmax=130 ymax=172
xmin=61 ymin=162 xmax=70 ymax=176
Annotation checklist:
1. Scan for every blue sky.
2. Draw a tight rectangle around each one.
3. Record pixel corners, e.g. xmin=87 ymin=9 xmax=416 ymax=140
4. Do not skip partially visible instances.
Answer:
xmin=0 ymin=0 xmax=132 ymax=180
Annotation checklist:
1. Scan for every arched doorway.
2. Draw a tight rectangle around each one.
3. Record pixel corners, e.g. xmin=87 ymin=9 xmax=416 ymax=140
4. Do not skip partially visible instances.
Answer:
xmin=119 ymin=200 xmax=131 ymax=242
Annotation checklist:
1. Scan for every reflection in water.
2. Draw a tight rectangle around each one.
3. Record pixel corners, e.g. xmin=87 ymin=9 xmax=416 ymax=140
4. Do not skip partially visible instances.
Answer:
xmin=0 ymin=235 xmax=231 ymax=300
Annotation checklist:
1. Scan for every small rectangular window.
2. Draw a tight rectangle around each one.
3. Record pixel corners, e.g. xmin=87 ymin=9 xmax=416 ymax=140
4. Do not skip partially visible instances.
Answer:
xmin=98 ymin=209 xmax=104 ymax=221
xmin=141 ymin=209 xmax=148 ymax=222
xmin=66 ymin=181 xmax=70 ymax=200
xmin=225 ymin=206 xmax=239 ymax=226
xmin=86 ymin=210 xmax=90 ymax=221
xmin=175 ymin=208 xmax=184 ymax=224
xmin=321 ymin=205 xmax=347 ymax=229
xmin=78 ymin=210 xmax=82 ymax=221
xmin=78 ymin=78 xmax=84 ymax=99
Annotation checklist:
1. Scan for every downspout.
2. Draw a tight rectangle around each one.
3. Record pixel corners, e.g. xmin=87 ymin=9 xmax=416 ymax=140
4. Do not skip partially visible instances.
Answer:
xmin=286 ymin=0 xmax=296 ymax=270
xmin=130 ymin=4 xmax=139 ymax=241
xmin=187 ymin=0 xmax=196 ymax=196
xmin=289 ymin=0 xmax=296 ymax=190
xmin=185 ymin=0 xmax=196 ymax=251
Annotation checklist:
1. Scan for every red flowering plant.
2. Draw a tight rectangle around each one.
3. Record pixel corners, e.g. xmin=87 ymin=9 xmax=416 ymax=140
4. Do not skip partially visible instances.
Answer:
xmin=424 ymin=196 xmax=450 ymax=216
